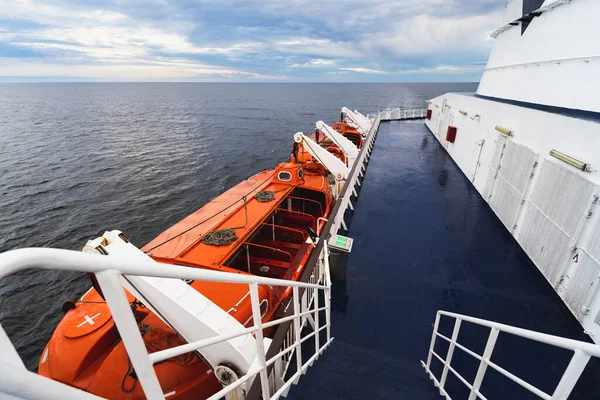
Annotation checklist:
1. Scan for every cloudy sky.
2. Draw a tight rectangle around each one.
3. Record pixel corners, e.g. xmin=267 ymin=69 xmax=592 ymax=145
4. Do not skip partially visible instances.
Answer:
xmin=0 ymin=0 xmax=504 ymax=82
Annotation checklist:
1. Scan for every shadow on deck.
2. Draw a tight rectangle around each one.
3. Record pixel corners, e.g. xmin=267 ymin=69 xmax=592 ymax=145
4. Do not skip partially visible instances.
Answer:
xmin=286 ymin=121 xmax=600 ymax=400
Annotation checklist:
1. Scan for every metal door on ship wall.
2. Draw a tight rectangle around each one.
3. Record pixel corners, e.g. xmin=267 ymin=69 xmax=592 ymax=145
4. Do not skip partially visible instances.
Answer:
xmin=483 ymin=133 xmax=539 ymax=234
xmin=485 ymin=140 xmax=600 ymax=324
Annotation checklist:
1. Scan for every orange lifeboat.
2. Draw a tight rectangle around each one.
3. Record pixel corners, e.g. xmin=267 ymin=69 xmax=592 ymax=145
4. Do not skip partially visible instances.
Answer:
xmin=38 ymin=116 xmax=364 ymax=399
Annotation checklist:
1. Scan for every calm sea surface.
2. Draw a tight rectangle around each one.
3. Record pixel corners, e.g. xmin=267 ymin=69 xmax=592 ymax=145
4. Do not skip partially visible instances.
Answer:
xmin=0 ymin=82 xmax=476 ymax=370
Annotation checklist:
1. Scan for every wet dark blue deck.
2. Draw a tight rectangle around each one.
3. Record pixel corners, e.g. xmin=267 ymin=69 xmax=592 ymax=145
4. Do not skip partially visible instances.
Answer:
xmin=288 ymin=121 xmax=600 ymax=400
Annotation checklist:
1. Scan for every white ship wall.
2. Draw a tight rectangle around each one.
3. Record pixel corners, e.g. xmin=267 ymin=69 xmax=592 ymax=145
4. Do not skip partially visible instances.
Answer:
xmin=478 ymin=0 xmax=600 ymax=114
xmin=425 ymin=93 xmax=600 ymax=340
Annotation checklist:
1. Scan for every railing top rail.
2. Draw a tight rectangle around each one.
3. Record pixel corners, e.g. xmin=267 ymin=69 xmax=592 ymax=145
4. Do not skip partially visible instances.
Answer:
xmin=247 ymin=115 xmax=381 ymax=400
xmin=0 ymin=248 xmax=325 ymax=290
xmin=438 ymin=310 xmax=600 ymax=358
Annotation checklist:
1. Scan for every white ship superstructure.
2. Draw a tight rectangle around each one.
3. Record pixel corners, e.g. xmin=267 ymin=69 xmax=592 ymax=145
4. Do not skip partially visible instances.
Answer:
xmin=426 ymin=0 xmax=600 ymax=341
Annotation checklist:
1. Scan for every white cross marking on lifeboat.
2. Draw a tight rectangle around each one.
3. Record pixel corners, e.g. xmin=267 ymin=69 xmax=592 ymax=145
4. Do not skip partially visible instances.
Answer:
xmin=77 ymin=313 xmax=101 ymax=328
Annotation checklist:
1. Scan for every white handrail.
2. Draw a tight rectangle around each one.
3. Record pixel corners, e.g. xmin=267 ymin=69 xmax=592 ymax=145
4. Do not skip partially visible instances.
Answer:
xmin=0 ymin=248 xmax=321 ymax=288
xmin=422 ymin=310 xmax=600 ymax=400
xmin=437 ymin=311 xmax=600 ymax=357
xmin=0 ymin=247 xmax=331 ymax=400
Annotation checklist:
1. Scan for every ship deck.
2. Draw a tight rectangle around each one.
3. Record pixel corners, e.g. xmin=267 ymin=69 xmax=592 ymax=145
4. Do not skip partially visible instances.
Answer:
xmin=287 ymin=120 xmax=600 ymax=399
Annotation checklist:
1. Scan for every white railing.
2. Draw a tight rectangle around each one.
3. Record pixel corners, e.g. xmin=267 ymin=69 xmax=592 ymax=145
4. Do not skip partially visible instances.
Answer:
xmin=249 ymin=115 xmax=380 ymax=399
xmin=422 ymin=310 xmax=600 ymax=400
xmin=0 ymin=248 xmax=333 ymax=400
xmin=330 ymin=115 xmax=380 ymax=234
xmin=378 ymin=108 xmax=428 ymax=121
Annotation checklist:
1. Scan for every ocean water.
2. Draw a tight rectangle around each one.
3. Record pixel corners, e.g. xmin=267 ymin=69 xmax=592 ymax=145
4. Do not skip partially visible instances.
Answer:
xmin=0 ymin=82 xmax=477 ymax=370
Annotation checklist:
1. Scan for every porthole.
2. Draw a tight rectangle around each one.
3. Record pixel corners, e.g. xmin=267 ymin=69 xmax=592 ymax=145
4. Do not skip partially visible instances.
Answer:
xmin=298 ymin=169 xmax=304 ymax=179
xmin=278 ymin=171 xmax=292 ymax=181
xmin=335 ymin=125 xmax=343 ymax=131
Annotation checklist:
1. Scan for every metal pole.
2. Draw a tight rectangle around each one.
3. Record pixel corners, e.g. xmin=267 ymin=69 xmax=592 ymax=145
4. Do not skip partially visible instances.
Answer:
xmin=551 ymin=349 xmax=591 ymax=400
xmin=95 ymin=270 xmax=164 ymax=400
xmin=426 ymin=313 xmax=441 ymax=369
xmin=249 ymin=283 xmax=271 ymax=399
xmin=439 ymin=318 xmax=462 ymax=389
xmin=314 ymin=283 xmax=320 ymax=358
xmin=468 ymin=327 xmax=499 ymax=400
xmin=292 ymin=286 xmax=303 ymax=380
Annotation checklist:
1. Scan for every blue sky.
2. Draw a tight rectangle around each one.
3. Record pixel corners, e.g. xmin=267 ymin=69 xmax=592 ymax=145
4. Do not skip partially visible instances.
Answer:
xmin=0 ymin=0 xmax=504 ymax=82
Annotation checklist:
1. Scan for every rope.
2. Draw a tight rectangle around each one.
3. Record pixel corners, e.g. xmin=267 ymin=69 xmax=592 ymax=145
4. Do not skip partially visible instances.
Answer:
xmin=121 ymin=357 xmax=138 ymax=393
xmin=201 ymin=228 xmax=238 ymax=246
xmin=255 ymin=191 xmax=275 ymax=202
xmin=143 ymin=167 xmax=285 ymax=253
xmin=143 ymin=152 xmax=306 ymax=253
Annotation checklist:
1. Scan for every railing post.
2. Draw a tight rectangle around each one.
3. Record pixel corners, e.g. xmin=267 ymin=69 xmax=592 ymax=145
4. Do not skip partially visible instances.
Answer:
xmin=249 ymin=282 xmax=271 ymax=399
xmin=314 ymin=283 xmax=320 ymax=358
xmin=439 ymin=318 xmax=462 ymax=389
xmin=468 ymin=327 xmax=499 ymax=400
xmin=551 ymin=349 xmax=591 ymax=400
xmin=95 ymin=270 xmax=164 ymax=400
xmin=322 ymin=245 xmax=332 ymax=344
xmin=292 ymin=286 xmax=303 ymax=378
xmin=426 ymin=313 xmax=441 ymax=369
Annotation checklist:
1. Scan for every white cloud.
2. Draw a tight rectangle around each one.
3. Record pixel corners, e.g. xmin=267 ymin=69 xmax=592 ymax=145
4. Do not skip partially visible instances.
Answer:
xmin=289 ymin=58 xmax=337 ymax=68
xmin=0 ymin=58 xmax=284 ymax=80
xmin=273 ymin=38 xmax=365 ymax=59
xmin=0 ymin=0 xmax=127 ymax=27
xmin=398 ymin=64 xmax=485 ymax=74
xmin=0 ymin=0 xmax=503 ymax=80
xmin=358 ymin=12 xmax=501 ymax=58
xmin=339 ymin=67 xmax=386 ymax=74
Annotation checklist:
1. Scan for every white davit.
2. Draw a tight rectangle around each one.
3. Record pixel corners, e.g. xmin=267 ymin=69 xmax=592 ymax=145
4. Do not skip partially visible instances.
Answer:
xmin=316 ymin=120 xmax=359 ymax=167
xmin=85 ymin=231 xmax=258 ymax=378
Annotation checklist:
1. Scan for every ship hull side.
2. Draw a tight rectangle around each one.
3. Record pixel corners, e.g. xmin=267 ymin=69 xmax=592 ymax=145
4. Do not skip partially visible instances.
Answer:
xmin=425 ymin=92 xmax=600 ymax=341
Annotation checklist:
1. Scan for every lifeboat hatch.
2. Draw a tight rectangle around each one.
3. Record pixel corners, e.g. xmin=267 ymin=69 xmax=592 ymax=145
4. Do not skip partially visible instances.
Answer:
xmin=63 ymin=304 xmax=111 ymax=338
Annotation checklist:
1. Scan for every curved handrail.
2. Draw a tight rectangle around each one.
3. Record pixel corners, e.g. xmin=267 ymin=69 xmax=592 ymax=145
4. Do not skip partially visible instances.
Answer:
xmin=0 ymin=248 xmax=319 ymax=289
xmin=423 ymin=310 xmax=600 ymax=400
xmin=437 ymin=310 xmax=600 ymax=358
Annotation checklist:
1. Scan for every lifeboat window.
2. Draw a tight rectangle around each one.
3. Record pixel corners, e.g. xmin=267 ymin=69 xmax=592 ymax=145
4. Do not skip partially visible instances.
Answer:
xmin=260 ymin=299 xmax=269 ymax=317
xmin=298 ymin=169 xmax=303 ymax=179
xmin=335 ymin=125 xmax=343 ymax=131
xmin=278 ymin=171 xmax=292 ymax=182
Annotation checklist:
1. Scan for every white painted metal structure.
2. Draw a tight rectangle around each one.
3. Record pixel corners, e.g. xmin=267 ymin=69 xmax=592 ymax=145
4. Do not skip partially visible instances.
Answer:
xmin=422 ymin=310 xmax=600 ymax=400
xmin=86 ymin=230 xmax=259 ymax=381
xmin=379 ymin=108 xmax=428 ymax=121
xmin=315 ymin=121 xmax=359 ymax=167
xmin=293 ymin=132 xmax=349 ymax=182
xmin=0 ymin=248 xmax=331 ymax=400
xmin=425 ymin=0 xmax=600 ymax=342
xmin=481 ymin=0 xmax=600 ymax=114
xmin=0 ymin=112 xmax=380 ymax=400
xmin=341 ymin=107 xmax=370 ymax=136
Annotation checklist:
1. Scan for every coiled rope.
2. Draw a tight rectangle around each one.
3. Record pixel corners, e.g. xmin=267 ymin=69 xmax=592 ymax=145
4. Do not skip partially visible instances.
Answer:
xmin=201 ymin=228 xmax=238 ymax=246
xmin=255 ymin=191 xmax=275 ymax=202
